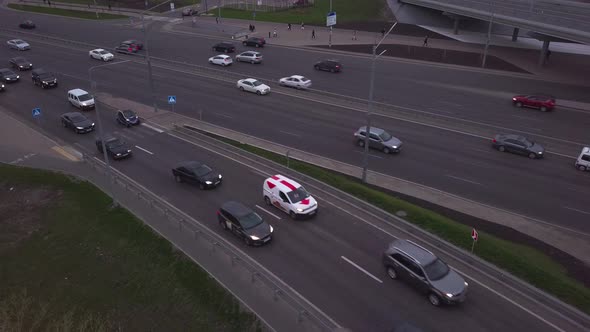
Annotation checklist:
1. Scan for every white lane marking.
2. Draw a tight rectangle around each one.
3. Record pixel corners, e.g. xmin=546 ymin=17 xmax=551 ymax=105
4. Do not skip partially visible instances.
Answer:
xmin=426 ymin=107 xmax=455 ymax=115
xmin=135 ymin=145 xmax=154 ymax=155
xmin=214 ymin=113 xmax=234 ymax=119
xmin=439 ymin=101 xmax=463 ymax=107
xmin=279 ymin=130 xmax=301 ymax=137
xmin=352 ymin=150 xmax=384 ymax=159
xmin=256 ymin=205 xmax=282 ymax=220
xmin=142 ymin=122 xmax=165 ymax=133
xmin=340 ymin=256 xmax=383 ymax=284
xmin=445 ymin=175 xmax=482 ymax=186
xmin=562 ymin=206 xmax=590 ymax=216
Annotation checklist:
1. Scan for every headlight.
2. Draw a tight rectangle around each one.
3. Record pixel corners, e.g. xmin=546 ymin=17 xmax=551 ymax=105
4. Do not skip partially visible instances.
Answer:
xmin=116 ymin=153 xmax=122 ymax=156
xmin=127 ymin=150 xmax=131 ymax=153
xmin=464 ymin=282 xmax=469 ymax=287
xmin=445 ymin=293 xmax=454 ymax=298
xmin=91 ymin=123 xmax=95 ymax=126
xmin=218 ymin=174 xmax=222 ymax=179
xmin=392 ymin=146 xmax=397 ymax=149
xmin=512 ymin=98 xmax=517 ymax=101
xmin=269 ymin=225 xmax=274 ymax=232
xmin=16 ymin=76 xmax=20 ymax=79
xmin=205 ymin=181 xmax=212 ymax=185
xmin=296 ymin=208 xmax=303 ymax=212
xmin=250 ymin=235 xmax=260 ymax=240
xmin=76 ymin=126 xmax=84 ymax=129
xmin=537 ymin=151 xmax=542 ymax=154
xmin=19 ymin=65 xmax=23 ymax=68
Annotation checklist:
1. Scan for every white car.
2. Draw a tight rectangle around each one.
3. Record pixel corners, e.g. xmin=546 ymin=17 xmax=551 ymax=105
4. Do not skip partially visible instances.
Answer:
xmin=7 ymin=39 xmax=30 ymax=51
xmin=235 ymin=51 xmax=263 ymax=64
xmin=89 ymin=49 xmax=114 ymax=61
xmin=208 ymin=54 xmax=233 ymax=66
xmin=237 ymin=78 xmax=270 ymax=95
xmin=279 ymin=75 xmax=312 ymax=89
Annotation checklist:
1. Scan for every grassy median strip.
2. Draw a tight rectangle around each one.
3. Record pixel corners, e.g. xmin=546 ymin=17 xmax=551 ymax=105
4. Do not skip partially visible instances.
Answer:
xmin=205 ymin=133 xmax=590 ymax=314
xmin=213 ymin=0 xmax=387 ymax=25
xmin=8 ymin=4 xmax=128 ymax=19
xmin=0 ymin=164 xmax=260 ymax=331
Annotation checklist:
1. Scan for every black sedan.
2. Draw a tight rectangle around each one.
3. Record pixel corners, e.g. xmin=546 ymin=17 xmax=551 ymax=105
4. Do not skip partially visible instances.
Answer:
xmin=242 ymin=37 xmax=265 ymax=48
xmin=61 ymin=112 xmax=95 ymax=134
xmin=492 ymin=134 xmax=544 ymax=159
xmin=31 ymin=68 xmax=58 ymax=88
xmin=116 ymin=109 xmax=140 ymax=127
xmin=212 ymin=42 xmax=236 ymax=53
xmin=9 ymin=57 xmax=33 ymax=71
xmin=96 ymin=135 xmax=132 ymax=159
xmin=172 ymin=161 xmax=222 ymax=189
xmin=0 ymin=68 xmax=19 ymax=83
xmin=217 ymin=201 xmax=273 ymax=246
xmin=19 ymin=20 xmax=35 ymax=29
xmin=314 ymin=59 xmax=342 ymax=72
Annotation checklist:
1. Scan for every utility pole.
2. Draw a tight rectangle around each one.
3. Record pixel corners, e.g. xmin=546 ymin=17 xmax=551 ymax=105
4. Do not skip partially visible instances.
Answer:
xmin=361 ymin=22 xmax=397 ymax=183
xmin=481 ymin=13 xmax=494 ymax=68
xmin=329 ymin=0 xmax=332 ymax=48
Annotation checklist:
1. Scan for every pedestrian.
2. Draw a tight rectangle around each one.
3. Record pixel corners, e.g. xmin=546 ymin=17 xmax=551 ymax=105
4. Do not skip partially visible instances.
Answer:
xmin=192 ymin=17 xmax=196 ymax=27
xmin=352 ymin=30 xmax=357 ymax=40
xmin=249 ymin=24 xmax=252 ymax=32
xmin=273 ymin=28 xmax=277 ymax=38
xmin=215 ymin=16 xmax=219 ymax=24
xmin=288 ymin=23 xmax=291 ymax=30
xmin=311 ymin=29 xmax=315 ymax=39
xmin=108 ymin=4 xmax=111 ymax=10
xmin=269 ymin=31 xmax=271 ymax=38
xmin=381 ymin=28 xmax=386 ymax=37
xmin=546 ymin=49 xmax=552 ymax=63
xmin=301 ymin=22 xmax=305 ymax=30
xmin=253 ymin=25 xmax=256 ymax=32
xmin=47 ymin=0 xmax=51 ymax=6
xmin=423 ymin=35 xmax=429 ymax=47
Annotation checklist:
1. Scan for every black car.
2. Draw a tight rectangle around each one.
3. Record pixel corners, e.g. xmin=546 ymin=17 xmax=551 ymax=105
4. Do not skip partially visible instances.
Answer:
xmin=96 ymin=135 xmax=132 ymax=159
xmin=217 ymin=201 xmax=273 ymax=246
xmin=19 ymin=20 xmax=35 ymax=29
xmin=116 ymin=109 xmax=140 ymax=127
xmin=10 ymin=57 xmax=33 ymax=71
xmin=242 ymin=37 xmax=265 ymax=48
xmin=115 ymin=43 xmax=137 ymax=54
xmin=0 ymin=68 xmax=19 ymax=83
xmin=314 ymin=59 xmax=342 ymax=72
xmin=61 ymin=112 xmax=95 ymax=134
xmin=122 ymin=39 xmax=143 ymax=50
xmin=31 ymin=68 xmax=58 ymax=88
xmin=172 ymin=161 xmax=223 ymax=189
xmin=212 ymin=42 xmax=236 ymax=53
xmin=492 ymin=133 xmax=544 ymax=159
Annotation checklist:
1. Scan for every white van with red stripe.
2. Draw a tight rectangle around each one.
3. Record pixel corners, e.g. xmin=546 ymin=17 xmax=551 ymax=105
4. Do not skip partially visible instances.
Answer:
xmin=263 ymin=174 xmax=318 ymax=219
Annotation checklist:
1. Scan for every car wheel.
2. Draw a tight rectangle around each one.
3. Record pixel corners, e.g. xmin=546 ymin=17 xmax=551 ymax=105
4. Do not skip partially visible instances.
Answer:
xmin=244 ymin=236 xmax=251 ymax=246
xmin=224 ymin=49 xmax=228 ymax=53
xmin=199 ymin=183 xmax=206 ymax=190
xmin=239 ymin=86 xmax=244 ymax=91
xmin=428 ymin=293 xmax=442 ymax=307
xmin=578 ymin=165 xmax=587 ymax=171
xmin=515 ymin=102 xmax=523 ymax=108
xmin=255 ymin=44 xmax=259 ymax=48
xmin=528 ymin=152 xmax=537 ymax=159
xmin=383 ymin=147 xmax=391 ymax=154
xmin=221 ymin=63 xmax=226 ymax=67
xmin=61 ymin=121 xmax=67 ymax=127
xmin=386 ymin=266 xmax=398 ymax=279
xmin=357 ymin=140 xmax=365 ymax=147
xmin=264 ymin=196 xmax=271 ymax=206
xmin=289 ymin=211 xmax=297 ymax=219
xmin=242 ymin=42 xmax=247 ymax=46
xmin=220 ymin=220 xmax=228 ymax=230
xmin=256 ymin=90 xmax=262 ymax=95
xmin=498 ymin=146 xmax=506 ymax=152
xmin=175 ymin=175 xmax=182 ymax=183
xmin=212 ymin=47 xmax=216 ymax=51
xmin=251 ymin=60 xmax=255 ymax=64
xmin=314 ymin=65 xmax=320 ymax=70
xmin=330 ymin=68 xmax=335 ymax=73
xmin=540 ymin=106 xmax=548 ymax=112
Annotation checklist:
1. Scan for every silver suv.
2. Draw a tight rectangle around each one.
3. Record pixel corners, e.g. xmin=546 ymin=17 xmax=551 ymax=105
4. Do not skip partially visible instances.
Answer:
xmin=382 ymin=239 xmax=468 ymax=306
xmin=354 ymin=126 xmax=402 ymax=154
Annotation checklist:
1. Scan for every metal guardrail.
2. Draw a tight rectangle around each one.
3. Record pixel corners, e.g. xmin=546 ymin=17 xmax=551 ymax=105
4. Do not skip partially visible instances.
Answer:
xmin=80 ymin=153 xmax=339 ymax=332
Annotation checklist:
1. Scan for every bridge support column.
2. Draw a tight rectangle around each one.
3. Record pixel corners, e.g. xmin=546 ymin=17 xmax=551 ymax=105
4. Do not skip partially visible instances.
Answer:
xmin=453 ymin=18 xmax=460 ymax=34
xmin=512 ymin=28 xmax=519 ymax=42
xmin=539 ymin=40 xmax=550 ymax=66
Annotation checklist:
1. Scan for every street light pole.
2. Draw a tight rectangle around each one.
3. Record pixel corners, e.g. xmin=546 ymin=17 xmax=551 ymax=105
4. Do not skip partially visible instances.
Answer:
xmin=481 ymin=12 xmax=494 ymax=68
xmin=361 ymin=22 xmax=397 ymax=183
xmin=329 ymin=0 xmax=332 ymax=48
xmin=88 ymin=60 xmax=130 ymax=207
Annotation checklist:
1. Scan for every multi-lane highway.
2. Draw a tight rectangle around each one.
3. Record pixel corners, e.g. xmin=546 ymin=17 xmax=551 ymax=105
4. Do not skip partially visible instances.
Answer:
xmin=1 ymin=8 xmax=590 ymax=331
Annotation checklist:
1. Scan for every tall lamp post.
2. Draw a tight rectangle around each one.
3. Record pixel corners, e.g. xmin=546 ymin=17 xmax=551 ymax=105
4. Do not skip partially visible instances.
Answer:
xmin=88 ymin=60 xmax=130 ymax=207
xmin=329 ymin=0 xmax=332 ymax=48
xmin=361 ymin=22 xmax=397 ymax=183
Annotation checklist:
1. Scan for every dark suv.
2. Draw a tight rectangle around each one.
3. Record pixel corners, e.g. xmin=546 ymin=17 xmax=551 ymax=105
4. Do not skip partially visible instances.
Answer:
xmin=212 ymin=42 xmax=236 ymax=53
xmin=382 ymin=239 xmax=468 ymax=306
xmin=242 ymin=37 xmax=265 ymax=48
xmin=314 ymin=59 xmax=342 ymax=72
xmin=96 ymin=135 xmax=132 ymax=159
xmin=492 ymin=133 xmax=544 ymax=159
xmin=31 ymin=68 xmax=58 ymax=88
xmin=217 ymin=201 xmax=273 ymax=246
xmin=116 ymin=109 xmax=140 ymax=127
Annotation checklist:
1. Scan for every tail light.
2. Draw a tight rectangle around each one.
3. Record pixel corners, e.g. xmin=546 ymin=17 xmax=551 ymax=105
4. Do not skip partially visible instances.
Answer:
xmin=216 ymin=210 xmax=220 ymax=215
xmin=335 ymin=65 xmax=340 ymax=68
xmin=492 ymin=138 xmax=497 ymax=143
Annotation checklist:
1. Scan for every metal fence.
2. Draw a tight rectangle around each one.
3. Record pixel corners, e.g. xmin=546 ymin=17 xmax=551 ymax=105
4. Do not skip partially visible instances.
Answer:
xmin=219 ymin=0 xmax=314 ymax=12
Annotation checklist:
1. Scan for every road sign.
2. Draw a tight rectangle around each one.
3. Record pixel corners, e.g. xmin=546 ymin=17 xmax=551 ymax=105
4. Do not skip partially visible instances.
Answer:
xmin=170 ymin=2 xmax=175 ymax=11
xmin=326 ymin=12 xmax=337 ymax=27
xmin=32 ymin=108 xmax=41 ymax=117
xmin=471 ymin=228 xmax=478 ymax=242
xmin=168 ymin=95 xmax=176 ymax=104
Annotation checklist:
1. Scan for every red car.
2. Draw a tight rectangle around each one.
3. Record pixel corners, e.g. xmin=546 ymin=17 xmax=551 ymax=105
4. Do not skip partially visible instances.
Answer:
xmin=512 ymin=95 xmax=555 ymax=112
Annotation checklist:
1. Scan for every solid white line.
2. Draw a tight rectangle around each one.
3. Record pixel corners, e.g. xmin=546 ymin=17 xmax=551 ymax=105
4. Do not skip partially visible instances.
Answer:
xmin=135 ymin=145 xmax=154 ymax=155
xmin=142 ymin=122 xmax=165 ymax=133
xmin=255 ymin=205 xmax=282 ymax=220
xmin=562 ymin=206 xmax=590 ymax=216
xmin=214 ymin=113 xmax=234 ymax=119
xmin=445 ymin=175 xmax=482 ymax=186
xmin=340 ymin=256 xmax=383 ymax=284
xmin=279 ymin=130 xmax=301 ymax=137
xmin=426 ymin=107 xmax=455 ymax=115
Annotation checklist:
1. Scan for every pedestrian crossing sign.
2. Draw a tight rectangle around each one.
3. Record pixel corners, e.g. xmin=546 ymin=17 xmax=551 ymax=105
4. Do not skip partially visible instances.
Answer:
xmin=168 ymin=96 xmax=176 ymax=104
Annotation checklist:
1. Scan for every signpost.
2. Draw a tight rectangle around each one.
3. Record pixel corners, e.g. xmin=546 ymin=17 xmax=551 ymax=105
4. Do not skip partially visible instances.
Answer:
xmin=471 ymin=228 xmax=479 ymax=253
xmin=32 ymin=107 xmax=41 ymax=126
xmin=327 ymin=12 xmax=336 ymax=48
xmin=168 ymin=95 xmax=176 ymax=112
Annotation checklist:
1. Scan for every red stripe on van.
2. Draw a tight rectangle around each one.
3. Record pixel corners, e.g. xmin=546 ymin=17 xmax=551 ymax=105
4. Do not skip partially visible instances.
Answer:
xmin=280 ymin=180 xmax=297 ymax=191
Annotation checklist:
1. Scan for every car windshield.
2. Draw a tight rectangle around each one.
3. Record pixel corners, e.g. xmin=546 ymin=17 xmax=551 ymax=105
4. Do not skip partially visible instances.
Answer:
xmin=287 ymin=186 xmax=310 ymax=204
xmin=71 ymin=115 xmax=87 ymax=122
xmin=78 ymin=94 xmax=93 ymax=101
xmin=300 ymin=77 xmax=309 ymax=82
xmin=15 ymin=40 xmax=26 ymax=44
xmin=423 ymin=258 xmax=450 ymax=281
xmin=190 ymin=164 xmax=212 ymax=177
xmin=98 ymin=50 xmax=109 ymax=55
xmin=106 ymin=139 xmax=124 ymax=149
xmin=238 ymin=212 xmax=263 ymax=230
xmin=379 ymin=131 xmax=392 ymax=141
xmin=14 ymin=57 xmax=25 ymax=62
xmin=122 ymin=110 xmax=135 ymax=118
xmin=39 ymin=73 xmax=54 ymax=79
xmin=252 ymin=81 xmax=263 ymax=87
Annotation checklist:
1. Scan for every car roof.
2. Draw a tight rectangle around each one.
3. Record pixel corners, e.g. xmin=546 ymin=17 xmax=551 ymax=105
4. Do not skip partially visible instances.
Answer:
xmin=68 ymin=88 xmax=89 ymax=95
xmin=216 ymin=54 xmax=230 ymax=58
xmin=265 ymin=174 xmax=302 ymax=193
xmin=11 ymin=39 xmax=25 ymax=43
xmin=291 ymin=75 xmax=307 ymax=79
xmin=389 ymin=239 xmax=436 ymax=266
xmin=178 ymin=161 xmax=204 ymax=169
xmin=497 ymin=133 xmax=526 ymax=141
xmin=217 ymin=42 xmax=233 ymax=46
xmin=221 ymin=201 xmax=253 ymax=217
xmin=357 ymin=126 xmax=385 ymax=135
xmin=243 ymin=78 xmax=259 ymax=82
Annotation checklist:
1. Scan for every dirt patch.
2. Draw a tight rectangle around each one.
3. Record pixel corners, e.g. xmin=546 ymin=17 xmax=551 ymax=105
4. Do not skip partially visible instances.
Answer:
xmin=0 ymin=182 xmax=62 ymax=252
